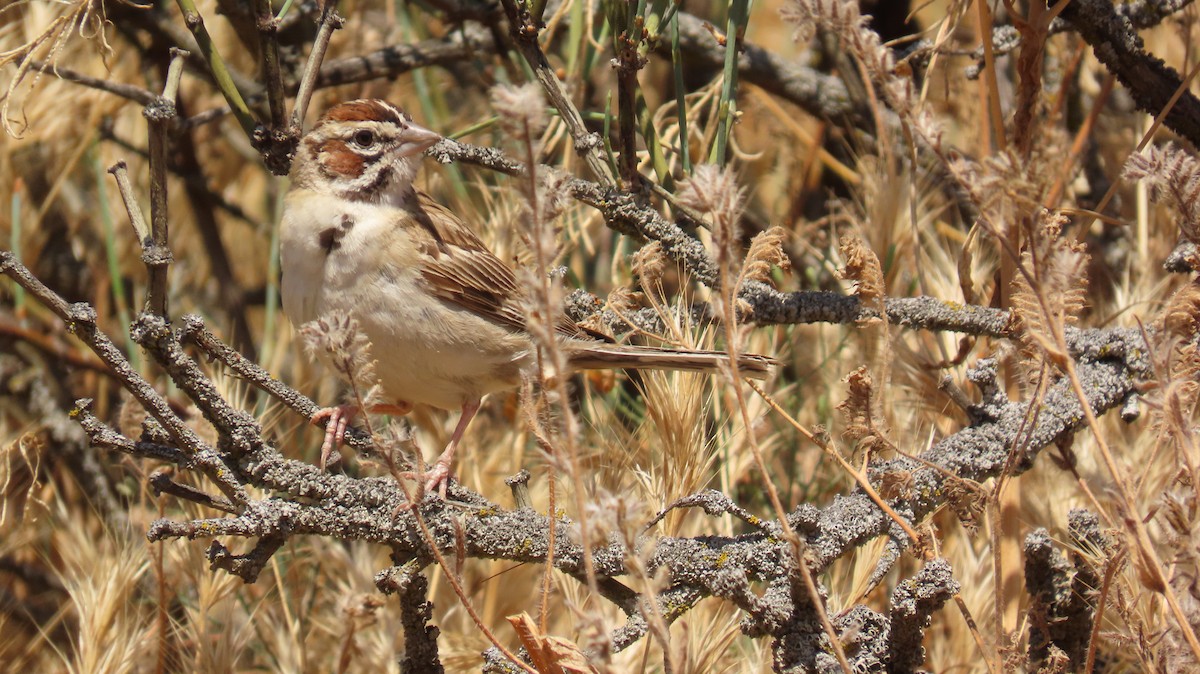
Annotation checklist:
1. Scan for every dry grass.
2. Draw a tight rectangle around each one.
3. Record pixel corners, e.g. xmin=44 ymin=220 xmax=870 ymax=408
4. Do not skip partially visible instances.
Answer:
xmin=2 ymin=0 xmax=1200 ymax=672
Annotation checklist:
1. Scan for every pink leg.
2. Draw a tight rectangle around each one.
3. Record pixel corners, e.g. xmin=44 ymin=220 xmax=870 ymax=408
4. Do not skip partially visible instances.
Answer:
xmin=370 ymin=402 xmax=413 ymax=416
xmin=423 ymin=398 xmax=481 ymax=497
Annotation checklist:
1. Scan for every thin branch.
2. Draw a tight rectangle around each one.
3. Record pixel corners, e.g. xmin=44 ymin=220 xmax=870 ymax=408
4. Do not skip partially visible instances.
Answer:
xmin=139 ymin=47 xmax=189 ymax=319
xmin=177 ymin=315 xmax=377 ymax=457
xmin=27 ymin=60 xmax=158 ymax=106
xmin=1060 ymin=0 xmax=1200 ymax=147
xmin=497 ymin=0 xmax=616 ymax=185
xmin=0 ymin=253 xmax=248 ymax=506
xmin=0 ymin=315 xmax=114 ymax=375
xmin=173 ymin=0 xmax=258 ymax=139
xmin=313 ymin=27 xmax=493 ymax=89
xmin=252 ymin=0 xmax=286 ymax=131
xmin=290 ymin=0 xmax=345 ymax=134
xmin=106 ymin=161 xmax=151 ymax=244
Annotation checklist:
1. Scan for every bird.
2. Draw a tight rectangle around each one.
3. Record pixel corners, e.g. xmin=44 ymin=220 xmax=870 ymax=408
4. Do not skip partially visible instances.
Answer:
xmin=280 ymin=99 xmax=773 ymax=494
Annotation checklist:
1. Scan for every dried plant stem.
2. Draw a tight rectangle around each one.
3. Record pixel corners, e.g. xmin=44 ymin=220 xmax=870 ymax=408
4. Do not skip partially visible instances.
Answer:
xmin=1005 ymin=205 xmax=1200 ymax=662
xmin=139 ymin=48 xmax=188 ymax=319
xmin=1044 ymin=73 xmax=1115 ymax=209
xmin=394 ymin=461 xmax=538 ymax=674
xmin=750 ymin=378 xmax=999 ymax=671
xmin=162 ymin=47 xmax=188 ymax=103
xmin=975 ymin=0 xmax=1006 ymax=153
xmin=324 ymin=354 xmax=533 ymax=672
xmin=538 ymin=439 xmax=556 ymax=632
xmin=153 ymin=496 xmax=170 ymax=674
xmin=746 ymin=381 xmax=919 ymax=544
xmin=106 ymin=162 xmax=150 ymax=249
xmin=614 ymin=29 xmax=643 ymax=187
xmin=1007 ymin=0 xmax=1070 ymax=158
xmin=522 ymin=111 xmax=598 ymax=600
xmin=0 ymin=318 xmax=111 ymax=374
xmin=1083 ymin=550 xmax=1123 ymax=674
xmin=28 ymin=59 xmax=158 ymax=105
xmin=718 ymin=291 xmax=850 ymax=669
xmin=1060 ymin=358 xmax=1200 ymax=663
xmin=1083 ymin=56 xmax=1200 ymax=234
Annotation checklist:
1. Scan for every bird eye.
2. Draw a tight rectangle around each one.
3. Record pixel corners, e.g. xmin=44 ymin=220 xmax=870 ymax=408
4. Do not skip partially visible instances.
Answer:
xmin=352 ymin=129 xmax=375 ymax=148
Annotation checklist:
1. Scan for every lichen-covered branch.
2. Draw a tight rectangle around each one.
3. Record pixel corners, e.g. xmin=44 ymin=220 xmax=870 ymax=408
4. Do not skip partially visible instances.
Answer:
xmin=1060 ymin=0 xmax=1200 ymax=147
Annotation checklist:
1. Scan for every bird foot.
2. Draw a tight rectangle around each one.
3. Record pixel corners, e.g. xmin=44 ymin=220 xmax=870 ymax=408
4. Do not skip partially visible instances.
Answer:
xmin=423 ymin=458 xmax=453 ymax=498
xmin=399 ymin=458 xmax=453 ymax=498
xmin=311 ymin=404 xmax=359 ymax=469
xmin=310 ymin=401 xmax=413 ymax=469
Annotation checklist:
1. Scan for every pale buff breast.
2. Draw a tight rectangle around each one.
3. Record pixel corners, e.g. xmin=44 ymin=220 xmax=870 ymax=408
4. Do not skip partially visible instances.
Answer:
xmin=280 ymin=190 xmax=533 ymax=410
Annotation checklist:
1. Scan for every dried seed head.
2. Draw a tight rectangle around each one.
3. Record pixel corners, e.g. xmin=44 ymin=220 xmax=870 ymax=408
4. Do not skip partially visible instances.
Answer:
xmin=300 ymin=312 xmax=378 ymax=388
xmin=631 ymin=241 xmax=668 ymax=288
xmin=675 ymin=164 xmax=745 ymax=234
xmin=837 ymin=235 xmax=884 ymax=303
xmin=1124 ymin=143 xmax=1200 ymax=243
xmin=741 ymin=226 xmax=790 ymax=286
xmin=491 ymin=83 xmax=548 ymax=141
xmin=536 ymin=168 xmax=571 ymax=223
xmin=606 ymin=286 xmax=646 ymax=317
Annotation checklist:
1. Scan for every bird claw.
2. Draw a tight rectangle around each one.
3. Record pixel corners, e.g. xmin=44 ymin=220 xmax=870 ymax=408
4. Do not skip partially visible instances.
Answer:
xmin=398 ymin=459 xmax=453 ymax=498
xmin=423 ymin=459 xmax=452 ymax=498
xmin=311 ymin=404 xmax=359 ymax=469
xmin=309 ymin=401 xmax=414 ymax=469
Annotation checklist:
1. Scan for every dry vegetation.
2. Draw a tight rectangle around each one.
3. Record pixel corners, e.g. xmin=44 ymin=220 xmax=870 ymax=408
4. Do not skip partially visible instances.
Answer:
xmin=2 ymin=0 xmax=1200 ymax=672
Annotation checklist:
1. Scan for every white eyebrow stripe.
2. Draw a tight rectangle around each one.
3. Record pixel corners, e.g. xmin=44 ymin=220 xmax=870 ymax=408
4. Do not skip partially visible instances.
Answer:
xmin=377 ymin=100 xmax=404 ymax=121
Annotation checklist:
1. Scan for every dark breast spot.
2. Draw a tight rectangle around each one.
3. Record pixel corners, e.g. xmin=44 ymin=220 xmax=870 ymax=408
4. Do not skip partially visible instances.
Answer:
xmin=318 ymin=227 xmax=341 ymax=253
xmin=318 ymin=215 xmax=356 ymax=254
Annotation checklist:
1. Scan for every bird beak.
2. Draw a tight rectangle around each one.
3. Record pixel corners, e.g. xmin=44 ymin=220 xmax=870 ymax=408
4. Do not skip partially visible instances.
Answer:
xmin=395 ymin=123 xmax=442 ymax=157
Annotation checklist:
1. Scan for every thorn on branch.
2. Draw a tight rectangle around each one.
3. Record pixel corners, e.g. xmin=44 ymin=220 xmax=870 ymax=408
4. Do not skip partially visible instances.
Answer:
xmin=206 ymin=536 xmax=288 ymax=583
xmin=149 ymin=467 xmax=240 ymax=514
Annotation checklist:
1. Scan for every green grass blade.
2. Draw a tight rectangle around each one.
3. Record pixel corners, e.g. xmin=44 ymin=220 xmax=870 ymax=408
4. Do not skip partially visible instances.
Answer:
xmin=710 ymin=0 xmax=750 ymax=165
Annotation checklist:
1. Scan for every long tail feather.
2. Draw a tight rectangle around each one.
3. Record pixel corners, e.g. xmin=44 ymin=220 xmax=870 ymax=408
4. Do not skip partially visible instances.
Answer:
xmin=567 ymin=345 xmax=774 ymax=380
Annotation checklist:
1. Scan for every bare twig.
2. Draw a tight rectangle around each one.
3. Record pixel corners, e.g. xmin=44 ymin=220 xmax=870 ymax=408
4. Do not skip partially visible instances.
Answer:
xmin=176 ymin=315 xmax=375 ymax=457
xmin=138 ymin=47 xmax=189 ymax=319
xmin=314 ymin=26 xmax=493 ymax=89
xmin=613 ymin=27 xmax=645 ymax=187
xmin=1060 ymin=0 xmax=1200 ymax=147
xmin=251 ymin=0 xmax=286 ymax=130
xmin=105 ymin=162 xmax=151 ymax=244
xmin=0 ymin=316 xmax=113 ymax=375
xmin=497 ymin=0 xmax=616 ymax=185
xmin=27 ymin=60 xmax=158 ymax=106
xmin=290 ymin=0 xmax=345 ymax=134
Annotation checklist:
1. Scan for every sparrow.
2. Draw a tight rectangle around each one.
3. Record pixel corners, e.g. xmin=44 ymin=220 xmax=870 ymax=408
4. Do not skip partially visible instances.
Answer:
xmin=280 ymin=99 xmax=772 ymax=494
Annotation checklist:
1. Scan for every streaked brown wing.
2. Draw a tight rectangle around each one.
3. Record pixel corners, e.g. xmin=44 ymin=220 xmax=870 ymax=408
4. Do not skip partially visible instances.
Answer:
xmin=404 ymin=193 xmax=525 ymax=331
xmin=406 ymin=192 xmax=591 ymax=339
